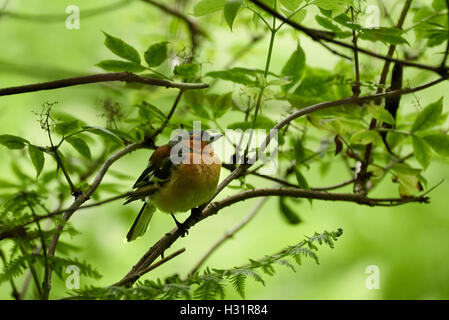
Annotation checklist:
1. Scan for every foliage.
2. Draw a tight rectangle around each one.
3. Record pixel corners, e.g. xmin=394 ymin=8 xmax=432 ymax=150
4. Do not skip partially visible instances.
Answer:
xmin=69 ymin=229 xmax=342 ymax=300
xmin=0 ymin=0 xmax=448 ymax=300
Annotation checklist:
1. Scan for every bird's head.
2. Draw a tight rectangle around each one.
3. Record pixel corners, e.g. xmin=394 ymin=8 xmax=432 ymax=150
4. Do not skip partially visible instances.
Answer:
xmin=168 ymin=129 xmax=222 ymax=149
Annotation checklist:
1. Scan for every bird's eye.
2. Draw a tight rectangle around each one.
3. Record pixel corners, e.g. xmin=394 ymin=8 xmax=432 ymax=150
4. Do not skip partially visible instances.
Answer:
xmin=177 ymin=136 xmax=182 ymax=142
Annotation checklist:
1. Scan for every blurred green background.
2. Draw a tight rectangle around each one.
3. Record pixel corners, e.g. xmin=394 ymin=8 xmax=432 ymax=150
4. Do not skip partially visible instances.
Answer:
xmin=0 ymin=0 xmax=448 ymax=299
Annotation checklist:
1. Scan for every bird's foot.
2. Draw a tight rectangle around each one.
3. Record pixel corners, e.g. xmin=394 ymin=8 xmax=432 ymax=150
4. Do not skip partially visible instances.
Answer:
xmin=171 ymin=213 xmax=189 ymax=237
xmin=191 ymin=207 xmax=202 ymax=222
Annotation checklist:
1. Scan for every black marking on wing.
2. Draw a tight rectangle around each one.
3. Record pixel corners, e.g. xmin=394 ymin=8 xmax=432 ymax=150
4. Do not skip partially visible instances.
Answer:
xmin=132 ymin=157 xmax=175 ymax=190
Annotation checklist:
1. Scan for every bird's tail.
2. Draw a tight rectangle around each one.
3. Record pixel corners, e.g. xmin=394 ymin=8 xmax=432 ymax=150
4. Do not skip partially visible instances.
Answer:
xmin=126 ymin=202 xmax=156 ymax=242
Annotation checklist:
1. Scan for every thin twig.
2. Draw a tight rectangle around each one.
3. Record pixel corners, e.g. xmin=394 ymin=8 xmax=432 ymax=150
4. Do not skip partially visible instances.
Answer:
xmin=24 ymin=197 xmax=49 ymax=299
xmin=0 ymin=72 xmax=209 ymax=97
xmin=140 ymin=0 xmax=206 ymax=57
xmin=114 ymin=248 xmax=186 ymax=286
xmin=351 ymin=6 xmax=361 ymax=97
xmin=42 ymin=141 xmax=148 ymax=299
xmin=188 ymin=197 xmax=268 ymax=277
xmin=151 ymin=89 xmax=184 ymax=138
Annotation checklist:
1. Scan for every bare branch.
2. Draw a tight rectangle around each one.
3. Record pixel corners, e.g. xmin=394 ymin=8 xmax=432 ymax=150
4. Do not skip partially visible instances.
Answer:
xmin=114 ymin=248 xmax=186 ymax=287
xmin=140 ymin=0 xmax=206 ymax=57
xmin=357 ymin=0 xmax=413 ymax=193
xmin=151 ymin=89 xmax=184 ymax=138
xmin=114 ymin=186 xmax=428 ymax=287
xmin=0 ymin=72 xmax=209 ymax=97
xmin=248 ymin=0 xmax=448 ymax=76
xmin=0 ymin=0 xmax=133 ymax=23
xmin=42 ymin=141 xmax=148 ymax=299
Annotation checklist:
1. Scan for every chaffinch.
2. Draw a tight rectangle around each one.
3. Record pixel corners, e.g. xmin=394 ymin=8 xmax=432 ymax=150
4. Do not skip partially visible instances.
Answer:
xmin=124 ymin=130 xmax=222 ymax=241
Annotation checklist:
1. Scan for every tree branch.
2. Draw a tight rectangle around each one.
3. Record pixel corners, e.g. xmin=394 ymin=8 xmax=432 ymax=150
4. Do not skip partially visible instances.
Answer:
xmin=114 ymin=186 xmax=428 ymax=287
xmin=140 ymin=0 xmax=206 ymax=57
xmin=151 ymin=89 xmax=184 ymax=138
xmin=42 ymin=141 xmax=149 ymax=299
xmin=0 ymin=72 xmax=209 ymax=97
xmin=187 ymin=196 xmax=268 ymax=277
xmin=0 ymin=0 xmax=134 ymax=23
xmin=248 ymin=0 xmax=448 ymax=76
xmin=113 ymin=76 xmax=446 ymax=287
xmin=114 ymin=248 xmax=186 ymax=287
xmin=356 ymin=0 xmax=413 ymax=194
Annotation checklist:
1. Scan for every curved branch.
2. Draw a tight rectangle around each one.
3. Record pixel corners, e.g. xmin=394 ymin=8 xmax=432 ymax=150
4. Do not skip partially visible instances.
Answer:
xmin=114 ymin=186 xmax=428 ymax=287
xmin=43 ymin=141 xmax=148 ymax=299
xmin=140 ymin=0 xmax=206 ymax=56
xmin=0 ymin=0 xmax=134 ymax=23
xmin=114 ymin=75 xmax=446 ymax=287
xmin=0 ymin=72 xmax=209 ymax=97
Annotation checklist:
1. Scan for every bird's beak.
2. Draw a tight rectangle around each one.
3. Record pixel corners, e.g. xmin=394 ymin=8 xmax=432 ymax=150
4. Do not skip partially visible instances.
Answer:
xmin=208 ymin=133 xmax=223 ymax=144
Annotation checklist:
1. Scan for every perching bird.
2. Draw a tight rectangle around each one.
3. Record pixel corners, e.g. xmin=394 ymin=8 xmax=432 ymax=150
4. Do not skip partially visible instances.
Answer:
xmin=124 ymin=130 xmax=222 ymax=241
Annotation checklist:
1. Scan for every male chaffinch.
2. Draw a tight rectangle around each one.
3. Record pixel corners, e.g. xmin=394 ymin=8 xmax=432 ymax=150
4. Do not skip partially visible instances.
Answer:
xmin=124 ymin=130 xmax=222 ymax=241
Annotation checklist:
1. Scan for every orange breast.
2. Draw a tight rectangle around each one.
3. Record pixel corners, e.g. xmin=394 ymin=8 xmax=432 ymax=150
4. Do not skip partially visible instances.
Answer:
xmin=151 ymin=151 xmax=221 ymax=213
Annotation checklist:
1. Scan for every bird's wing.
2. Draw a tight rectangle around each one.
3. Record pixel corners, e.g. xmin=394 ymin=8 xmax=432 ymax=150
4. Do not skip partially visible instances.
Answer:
xmin=124 ymin=146 xmax=175 ymax=204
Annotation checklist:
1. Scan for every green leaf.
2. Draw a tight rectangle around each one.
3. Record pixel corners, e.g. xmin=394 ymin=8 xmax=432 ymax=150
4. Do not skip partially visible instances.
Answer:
xmin=66 ymin=137 xmax=91 ymax=159
xmin=350 ymin=130 xmax=381 ymax=145
xmin=144 ymin=42 xmax=168 ymax=68
xmin=411 ymin=135 xmax=431 ymax=169
xmin=390 ymin=163 xmax=421 ymax=176
xmin=279 ymin=197 xmax=301 ymax=224
xmin=359 ymin=27 xmax=408 ymax=45
xmin=295 ymin=168 xmax=312 ymax=205
xmin=395 ymin=174 xmax=422 ymax=198
xmin=137 ymin=101 xmax=167 ymax=122
xmin=295 ymin=168 xmax=309 ymax=189
xmin=212 ymin=92 xmax=233 ymax=118
xmin=314 ymin=0 xmax=353 ymax=15
xmin=294 ymin=139 xmax=305 ymax=163
xmin=367 ymin=104 xmax=396 ymax=125
xmin=96 ymin=60 xmax=144 ymax=73
xmin=289 ymin=9 xmax=307 ymax=24
xmin=412 ymin=98 xmax=443 ymax=132
xmin=206 ymin=69 xmax=255 ymax=85
xmin=54 ymin=121 xmax=80 ymax=135
xmin=84 ymin=126 xmax=123 ymax=144
xmin=432 ymin=0 xmax=446 ymax=11
xmin=315 ymin=15 xmax=342 ymax=32
xmin=0 ymin=135 xmax=29 ymax=149
xmin=280 ymin=0 xmax=303 ymax=11
xmin=423 ymin=134 xmax=449 ymax=157
xmin=427 ymin=31 xmax=448 ymax=47
xmin=281 ymin=44 xmax=306 ymax=92
xmin=293 ymin=67 xmax=336 ymax=102
xmin=193 ymin=0 xmax=225 ymax=16
xmin=103 ymin=32 xmax=140 ymax=64
xmin=27 ymin=145 xmax=45 ymax=177
xmin=224 ymin=0 xmax=243 ymax=30
xmin=173 ymin=63 xmax=199 ymax=81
